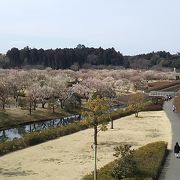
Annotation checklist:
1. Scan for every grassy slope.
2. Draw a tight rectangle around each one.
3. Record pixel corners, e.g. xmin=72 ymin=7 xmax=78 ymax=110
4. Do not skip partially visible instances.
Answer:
xmin=0 ymin=107 xmax=71 ymax=129
xmin=148 ymin=80 xmax=180 ymax=91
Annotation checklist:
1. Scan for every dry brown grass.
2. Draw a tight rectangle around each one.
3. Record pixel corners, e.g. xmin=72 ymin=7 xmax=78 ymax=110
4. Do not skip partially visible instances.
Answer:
xmin=0 ymin=111 xmax=171 ymax=180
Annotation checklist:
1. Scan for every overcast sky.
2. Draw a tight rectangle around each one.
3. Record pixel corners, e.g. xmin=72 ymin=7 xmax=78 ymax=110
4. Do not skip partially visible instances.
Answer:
xmin=0 ymin=0 xmax=180 ymax=55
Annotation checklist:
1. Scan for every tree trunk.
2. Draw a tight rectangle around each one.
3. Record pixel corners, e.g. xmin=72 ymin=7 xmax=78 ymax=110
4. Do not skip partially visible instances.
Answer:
xmin=94 ymin=143 xmax=97 ymax=180
xmin=109 ymin=113 xmax=113 ymax=129
xmin=110 ymin=117 xmax=113 ymax=129
xmin=53 ymin=104 xmax=55 ymax=113
xmin=15 ymin=96 xmax=18 ymax=107
xmin=2 ymin=103 xmax=5 ymax=110
xmin=33 ymin=102 xmax=36 ymax=110
xmin=42 ymin=102 xmax=46 ymax=108
xmin=94 ymin=124 xmax=97 ymax=146
xmin=135 ymin=112 xmax=138 ymax=117
xmin=93 ymin=117 xmax=97 ymax=180
xmin=2 ymin=130 xmax=6 ymax=138
xmin=60 ymin=99 xmax=64 ymax=109
xmin=52 ymin=96 xmax=55 ymax=112
xmin=29 ymin=101 xmax=32 ymax=116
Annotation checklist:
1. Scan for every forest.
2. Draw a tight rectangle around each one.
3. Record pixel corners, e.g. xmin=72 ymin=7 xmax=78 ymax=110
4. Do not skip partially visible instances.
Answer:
xmin=0 ymin=45 xmax=180 ymax=69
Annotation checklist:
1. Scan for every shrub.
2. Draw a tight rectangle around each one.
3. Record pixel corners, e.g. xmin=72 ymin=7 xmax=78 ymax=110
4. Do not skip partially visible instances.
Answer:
xmin=82 ymin=141 xmax=167 ymax=180
xmin=82 ymin=161 xmax=116 ymax=180
xmin=112 ymin=145 xmax=137 ymax=179
xmin=24 ymin=132 xmax=44 ymax=146
xmin=0 ymin=138 xmax=26 ymax=155
xmin=143 ymin=103 xmax=163 ymax=111
xmin=111 ymin=109 xmax=134 ymax=120
xmin=143 ymin=98 xmax=163 ymax=111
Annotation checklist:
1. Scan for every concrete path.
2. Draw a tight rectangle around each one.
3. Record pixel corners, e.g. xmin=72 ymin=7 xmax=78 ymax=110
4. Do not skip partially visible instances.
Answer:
xmin=159 ymin=100 xmax=180 ymax=180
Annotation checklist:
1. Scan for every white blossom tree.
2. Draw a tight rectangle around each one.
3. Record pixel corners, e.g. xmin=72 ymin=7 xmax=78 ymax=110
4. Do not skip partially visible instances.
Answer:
xmin=0 ymin=79 xmax=11 ymax=109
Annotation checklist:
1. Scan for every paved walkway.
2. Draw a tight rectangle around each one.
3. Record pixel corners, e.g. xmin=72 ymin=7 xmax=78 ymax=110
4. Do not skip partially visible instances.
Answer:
xmin=159 ymin=100 xmax=180 ymax=180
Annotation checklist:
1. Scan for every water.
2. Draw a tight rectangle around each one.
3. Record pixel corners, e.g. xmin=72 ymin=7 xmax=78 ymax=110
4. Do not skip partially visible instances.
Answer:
xmin=0 ymin=104 xmax=124 ymax=142
xmin=0 ymin=114 xmax=81 ymax=142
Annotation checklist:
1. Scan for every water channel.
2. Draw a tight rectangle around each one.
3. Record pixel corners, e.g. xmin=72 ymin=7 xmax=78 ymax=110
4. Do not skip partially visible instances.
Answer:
xmin=0 ymin=114 xmax=81 ymax=142
xmin=0 ymin=104 xmax=125 ymax=142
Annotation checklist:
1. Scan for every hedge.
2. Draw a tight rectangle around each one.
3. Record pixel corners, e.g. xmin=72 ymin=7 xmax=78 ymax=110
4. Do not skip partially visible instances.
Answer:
xmin=0 ymin=121 xmax=89 ymax=156
xmin=134 ymin=141 xmax=168 ymax=179
xmin=82 ymin=141 xmax=167 ymax=180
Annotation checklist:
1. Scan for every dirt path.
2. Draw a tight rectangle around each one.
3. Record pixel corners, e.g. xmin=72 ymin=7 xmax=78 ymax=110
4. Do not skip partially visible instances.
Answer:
xmin=0 ymin=111 xmax=171 ymax=180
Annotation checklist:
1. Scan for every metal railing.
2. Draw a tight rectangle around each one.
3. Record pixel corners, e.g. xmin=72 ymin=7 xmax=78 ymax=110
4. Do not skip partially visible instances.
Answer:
xmin=149 ymin=91 xmax=180 ymax=97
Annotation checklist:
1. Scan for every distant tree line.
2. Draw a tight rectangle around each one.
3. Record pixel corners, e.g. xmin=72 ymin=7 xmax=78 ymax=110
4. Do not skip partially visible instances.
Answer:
xmin=125 ymin=51 xmax=180 ymax=69
xmin=0 ymin=45 xmax=180 ymax=69
xmin=2 ymin=45 xmax=124 ymax=69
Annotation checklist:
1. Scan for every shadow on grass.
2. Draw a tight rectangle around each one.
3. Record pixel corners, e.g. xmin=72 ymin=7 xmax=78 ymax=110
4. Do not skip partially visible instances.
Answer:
xmin=0 ymin=167 xmax=37 ymax=177
xmin=135 ymin=116 xmax=143 ymax=118
xmin=134 ymin=115 xmax=163 ymax=121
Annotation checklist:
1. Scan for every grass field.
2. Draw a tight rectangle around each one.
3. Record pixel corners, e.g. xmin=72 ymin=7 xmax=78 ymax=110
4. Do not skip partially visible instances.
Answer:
xmin=0 ymin=111 xmax=171 ymax=180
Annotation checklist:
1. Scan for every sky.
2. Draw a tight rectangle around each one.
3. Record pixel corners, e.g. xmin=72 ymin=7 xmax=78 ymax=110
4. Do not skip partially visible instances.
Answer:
xmin=0 ymin=0 xmax=180 ymax=55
